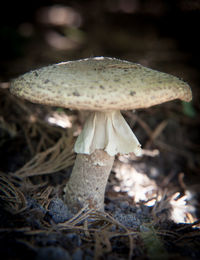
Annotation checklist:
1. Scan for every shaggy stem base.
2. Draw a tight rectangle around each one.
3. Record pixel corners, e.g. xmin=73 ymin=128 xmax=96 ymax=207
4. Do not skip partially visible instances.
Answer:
xmin=64 ymin=149 xmax=114 ymax=213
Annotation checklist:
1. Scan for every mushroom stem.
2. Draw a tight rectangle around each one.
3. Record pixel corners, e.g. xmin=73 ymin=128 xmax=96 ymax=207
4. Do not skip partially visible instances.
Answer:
xmin=64 ymin=110 xmax=142 ymax=213
xmin=64 ymin=149 xmax=114 ymax=213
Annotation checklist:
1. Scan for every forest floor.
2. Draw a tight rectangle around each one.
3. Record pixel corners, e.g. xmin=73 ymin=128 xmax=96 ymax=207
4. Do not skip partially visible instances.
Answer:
xmin=0 ymin=1 xmax=200 ymax=259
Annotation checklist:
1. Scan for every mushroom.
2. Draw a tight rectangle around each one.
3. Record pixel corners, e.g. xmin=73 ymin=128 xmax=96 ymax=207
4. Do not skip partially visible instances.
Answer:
xmin=10 ymin=57 xmax=192 ymax=213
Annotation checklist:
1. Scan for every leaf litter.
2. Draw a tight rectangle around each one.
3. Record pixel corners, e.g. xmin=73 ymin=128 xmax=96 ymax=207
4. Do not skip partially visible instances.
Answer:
xmin=0 ymin=87 xmax=200 ymax=259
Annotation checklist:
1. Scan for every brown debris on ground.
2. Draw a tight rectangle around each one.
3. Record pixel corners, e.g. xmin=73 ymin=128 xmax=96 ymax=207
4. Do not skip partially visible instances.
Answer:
xmin=0 ymin=83 xmax=200 ymax=259
xmin=1 ymin=1 xmax=200 ymax=258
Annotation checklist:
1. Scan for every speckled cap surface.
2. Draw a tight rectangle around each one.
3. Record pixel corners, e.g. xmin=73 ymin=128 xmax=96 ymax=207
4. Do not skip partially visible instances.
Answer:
xmin=10 ymin=57 xmax=192 ymax=111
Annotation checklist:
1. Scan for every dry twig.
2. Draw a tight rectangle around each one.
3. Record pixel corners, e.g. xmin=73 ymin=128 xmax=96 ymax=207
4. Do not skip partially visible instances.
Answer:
xmin=14 ymin=135 xmax=75 ymax=178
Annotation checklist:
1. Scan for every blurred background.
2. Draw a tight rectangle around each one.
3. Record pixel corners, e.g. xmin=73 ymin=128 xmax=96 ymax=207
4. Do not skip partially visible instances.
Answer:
xmin=0 ymin=0 xmax=200 ymax=84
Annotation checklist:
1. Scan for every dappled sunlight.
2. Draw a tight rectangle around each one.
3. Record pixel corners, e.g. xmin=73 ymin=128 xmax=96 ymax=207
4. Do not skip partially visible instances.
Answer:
xmin=44 ymin=29 xmax=81 ymax=50
xmin=0 ymin=82 xmax=10 ymax=89
xmin=46 ymin=111 xmax=74 ymax=128
xmin=36 ymin=5 xmax=84 ymax=50
xmin=169 ymin=191 xmax=196 ymax=223
xmin=113 ymin=161 xmax=197 ymax=224
xmin=36 ymin=5 xmax=82 ymax=27
xmin=0 ymin=0 xmax=199 ymax=258
xmin=114 ymin=162 xmax=157 ymax=203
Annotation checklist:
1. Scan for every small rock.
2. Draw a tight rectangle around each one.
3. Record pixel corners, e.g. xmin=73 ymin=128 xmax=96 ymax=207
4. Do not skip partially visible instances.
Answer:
xmin=26 ymin=197 xmax=46 ymax=214
xmin=114 ymin=209 xmax=141 ymax=228
xmin=48 ymin=198 xmax=72 ymax=223
xmin=119 ymin=201 xmax=129 ymax=209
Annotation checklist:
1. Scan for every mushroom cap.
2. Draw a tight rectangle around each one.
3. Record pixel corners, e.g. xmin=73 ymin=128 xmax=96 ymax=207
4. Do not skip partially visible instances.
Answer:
xmin=10 ymin=57 xmax=192 ymax=111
